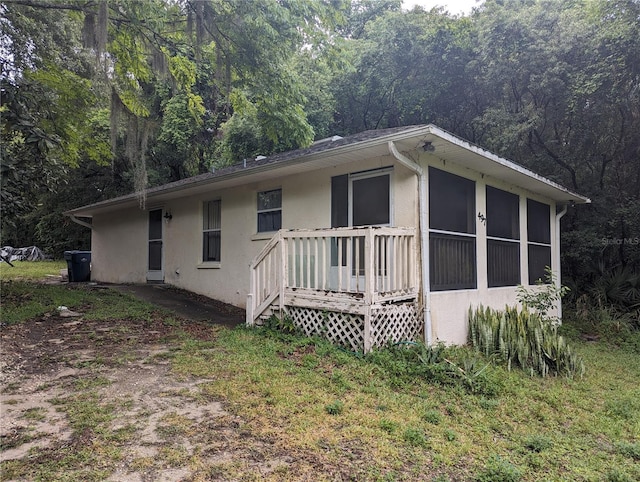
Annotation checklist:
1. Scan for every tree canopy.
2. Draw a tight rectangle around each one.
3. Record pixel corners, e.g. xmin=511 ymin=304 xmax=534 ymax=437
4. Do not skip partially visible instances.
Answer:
xmin=1 ymin=0 xmax=639 ymax=304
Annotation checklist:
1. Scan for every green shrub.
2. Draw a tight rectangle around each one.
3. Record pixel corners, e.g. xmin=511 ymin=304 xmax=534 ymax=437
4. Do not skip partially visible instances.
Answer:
xmin=444 ymin=429 xmax=457 ymax=442
xmin=469 ymin=305 xmax=584 ymax=378
xmin=422 ymin=409 xmax=443 ymax=425
xmin=378 ymin=418 xmax=398 ymax=434
xmin=615 ymin=442 xmax=640 ymax=460
xmin=365 ymin=342 xmax=503 ymax=396
xmin=590 ymin=266 xmax=640 ymax=315
xmin=523 ymin=434 xmax=552 ymax=453
xmin=403 ymin=427 xmax=429 ymax=447
xmin=607 ymin=468 xmax=634 ymax=482
xmin=324 ymin=400 xmax=343 ymax=415
xmin=476 ymin=455 xmax=523 ymax=482
xmin=516 ymin=267 xmax=569 ymax=324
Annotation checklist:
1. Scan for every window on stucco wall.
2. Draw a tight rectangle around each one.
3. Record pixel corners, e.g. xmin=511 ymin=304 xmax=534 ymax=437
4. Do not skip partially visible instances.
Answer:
xmin=203 ymin=200 xmax=221 ymax=262
xmin=486 ymin=186 xmax=521 ymax=287
xmin=429 ymin=167 xmax=477 ymax=291
xmin=257 ymin=189 xmax=282 ymax=233
xmin=527 ymin=199 xmax=551 ymax=284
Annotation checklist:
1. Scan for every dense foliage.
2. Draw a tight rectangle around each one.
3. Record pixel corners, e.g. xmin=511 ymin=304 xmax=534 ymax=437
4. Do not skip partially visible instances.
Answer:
xmin=469 ymin=305 xmax=585 ymax=378
xmin=1 ymin=0 xmax=638 ymax=304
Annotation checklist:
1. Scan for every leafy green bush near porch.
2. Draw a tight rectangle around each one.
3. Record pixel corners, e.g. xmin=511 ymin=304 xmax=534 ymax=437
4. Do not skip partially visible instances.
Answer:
xmin=468 ymin=305 xmax=584 ymax=378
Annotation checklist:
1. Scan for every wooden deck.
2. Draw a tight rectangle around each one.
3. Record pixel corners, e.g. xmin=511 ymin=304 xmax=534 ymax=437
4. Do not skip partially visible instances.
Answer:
xmin=247 ymin=227 xmax=422 ymax=352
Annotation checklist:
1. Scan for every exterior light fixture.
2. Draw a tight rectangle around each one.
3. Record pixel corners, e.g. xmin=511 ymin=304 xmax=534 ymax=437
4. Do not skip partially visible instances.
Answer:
xmin=422 ymin=141 xmax=435 ymax=152
xmin=163 ymin=212 xmax=173 ymax=221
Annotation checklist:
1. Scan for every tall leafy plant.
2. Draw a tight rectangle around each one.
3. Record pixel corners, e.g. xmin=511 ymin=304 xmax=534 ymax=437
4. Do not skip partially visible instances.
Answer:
xmin=516 ymin=267 xmax=569 ymax=324
xmin=469 ymin=305 xmax=584 ymax=378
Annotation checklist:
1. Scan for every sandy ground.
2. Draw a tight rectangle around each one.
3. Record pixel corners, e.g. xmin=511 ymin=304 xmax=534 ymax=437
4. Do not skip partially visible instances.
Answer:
xmin=0 ymin=307 xmax=292 ymax=481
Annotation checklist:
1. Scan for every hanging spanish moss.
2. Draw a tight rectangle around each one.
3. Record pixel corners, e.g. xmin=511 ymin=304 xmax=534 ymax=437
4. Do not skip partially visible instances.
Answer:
xmin=96 ymin=0 xmax=108 ymax=56
xmin=125 ymin=115 xmax=150 ymax=209
xmin=151 ymin=47 xmax=169 ymax=82
xmin=109 ymin=87 xmax=124 ymax=161
xmin=81 ymin=0 xmax=108 ymax=59
xmin=81 ymin=12 xmax=95 ymax=49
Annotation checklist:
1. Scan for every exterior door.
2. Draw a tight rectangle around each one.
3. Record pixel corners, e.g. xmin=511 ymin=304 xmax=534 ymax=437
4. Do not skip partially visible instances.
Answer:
xmin=147 ymin=209 xmax=164 ymax=282
xmin=329 ymin=169 xmax=392 ymax=290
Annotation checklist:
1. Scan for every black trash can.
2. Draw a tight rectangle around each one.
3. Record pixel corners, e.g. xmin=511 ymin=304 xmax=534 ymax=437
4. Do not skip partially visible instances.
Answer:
xmin=64 ymin=250 xmax=91 ymax=282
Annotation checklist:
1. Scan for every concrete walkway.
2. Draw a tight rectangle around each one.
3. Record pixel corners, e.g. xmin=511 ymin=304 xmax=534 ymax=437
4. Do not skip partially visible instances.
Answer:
xmin=111 ymin=284 xmax=245 ymax=328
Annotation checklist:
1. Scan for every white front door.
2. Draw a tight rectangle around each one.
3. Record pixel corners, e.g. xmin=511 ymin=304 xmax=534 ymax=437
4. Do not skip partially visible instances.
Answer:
xmin=147 ymin=209 xmax=164 ymax=282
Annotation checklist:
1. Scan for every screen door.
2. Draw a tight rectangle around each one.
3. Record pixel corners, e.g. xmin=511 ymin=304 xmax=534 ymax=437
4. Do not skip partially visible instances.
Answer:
xmin=147 ymin=209 xmax=164 ymax=282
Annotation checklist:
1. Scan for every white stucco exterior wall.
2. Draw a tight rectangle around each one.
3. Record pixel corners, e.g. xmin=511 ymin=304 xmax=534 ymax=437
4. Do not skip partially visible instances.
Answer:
xmin=89 ymin=154 xmax=419 ymax=309
xmin=91 ymin=209 xmax=148 ymax=283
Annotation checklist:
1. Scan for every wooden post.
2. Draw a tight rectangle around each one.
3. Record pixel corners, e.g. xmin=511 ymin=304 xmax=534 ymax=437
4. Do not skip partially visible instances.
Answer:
xmin=364 ymin=305 xmax=372 ymax=353
xmin=246 ymin=293 xmax=254 ymax=326
xmin=364 ymin=228 xmax=374 ymax=352
xmin=279 ymin=232 xmax=286 ymax=315
xmin=365 ymin=228 xmax=374 ymax=304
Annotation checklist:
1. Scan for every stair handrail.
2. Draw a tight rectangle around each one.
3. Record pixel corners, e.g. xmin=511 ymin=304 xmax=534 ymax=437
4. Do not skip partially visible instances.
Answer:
xmin=247 ymin=230 xmax=283 ymax=325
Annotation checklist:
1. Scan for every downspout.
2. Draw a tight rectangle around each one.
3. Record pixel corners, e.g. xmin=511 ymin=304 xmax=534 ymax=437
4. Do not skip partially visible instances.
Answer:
xmin=388 ymin=141 xmax=432 ymax=344
xmin=67 ymin=214 xmax=93 ymax=230
xmin=555 ymin=204 xmax=568 ymax=322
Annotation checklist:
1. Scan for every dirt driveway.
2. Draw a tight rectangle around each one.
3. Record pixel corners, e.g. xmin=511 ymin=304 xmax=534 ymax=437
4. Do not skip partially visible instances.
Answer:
xmin=0 ymin=295 xmax=292 ymax=481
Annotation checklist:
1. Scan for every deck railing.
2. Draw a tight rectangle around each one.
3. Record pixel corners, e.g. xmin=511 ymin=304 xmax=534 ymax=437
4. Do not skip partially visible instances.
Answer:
xmin=247 ymin=227 xmax=418 ymax=324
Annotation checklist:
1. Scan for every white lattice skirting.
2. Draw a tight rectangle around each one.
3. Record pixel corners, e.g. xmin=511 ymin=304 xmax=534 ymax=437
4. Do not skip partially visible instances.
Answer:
xmin=286 ymin=303 xmax=422 ymax=353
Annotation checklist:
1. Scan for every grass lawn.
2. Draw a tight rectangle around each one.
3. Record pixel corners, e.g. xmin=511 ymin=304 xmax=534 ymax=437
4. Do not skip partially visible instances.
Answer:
xmin=1 ymin=264 xmax=638 ymax=481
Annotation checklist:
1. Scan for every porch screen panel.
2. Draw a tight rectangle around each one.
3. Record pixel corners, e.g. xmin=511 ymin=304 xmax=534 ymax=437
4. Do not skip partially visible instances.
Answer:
xmin=429 ymin=168 xmax=475 ymax=234
xmin=527 ymin=199 xmax=551 ymax=284
xmin=203 ymin=200 xmax=221 ymax=262
xmin=528 ymin=243 xmax=552 ymax=284
xmin=430 ymin=233 xmax=476 ymax=291
xmin=487 ymin=240 xmax=520 ymax=287
xmin=486 ymin=186 xmax=520 ymax=287
xmin=429 ymin=167 xmax=477 ymax=291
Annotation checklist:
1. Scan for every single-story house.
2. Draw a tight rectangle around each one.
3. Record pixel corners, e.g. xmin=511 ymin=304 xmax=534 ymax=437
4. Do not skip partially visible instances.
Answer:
xmin=66 ymin=124 xmax=590 ymax=352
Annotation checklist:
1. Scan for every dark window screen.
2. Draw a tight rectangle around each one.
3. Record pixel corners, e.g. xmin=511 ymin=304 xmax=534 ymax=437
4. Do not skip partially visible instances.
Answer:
xmin=430 ymin=233 xmax=477 ymax=291
xmin=527 ymin=199 xmax=551 ymax=284
xmin=203 ymin=200 xmax=221 ymax=262
xmin=331 ymin=175 xmax=349 ymax=228
xmin=352 ymin=174 xmax=390 ymax=226
xmin=429 ymin=167 xmax=475 ymax=234
xmin=148 ymin=209 xmax=162 ymax=240
xmin=203 ymin=232 xmax=220 ymax=262
xmin=488 ymin=240 xmax=520 ymax=287
xmin=257 ymin=189 xmax=282 ymax=232
xmin=527 ymin=199 xmax=550 ymax=244
xmin=528 ymin=244 xmax=551 ymax=284
xmin=258 ymin=211 xmax=281 ymax=232
xmin=487 ymin=186 xmax=519 ymax=239
xmin=486 ymin=187 xmax=520 ymax=287
xmin=148 ymin=209 xmax=162 ymax=271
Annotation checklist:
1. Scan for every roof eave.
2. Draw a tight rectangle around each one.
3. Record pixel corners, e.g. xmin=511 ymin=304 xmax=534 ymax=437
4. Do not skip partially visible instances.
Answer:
xmin=65 ymin=124 xmax=590 ymax=217
xmin=424 ymin=126 xmax=591 ymax=205
xmin=64 ymin=125 xmax=434 ymax=218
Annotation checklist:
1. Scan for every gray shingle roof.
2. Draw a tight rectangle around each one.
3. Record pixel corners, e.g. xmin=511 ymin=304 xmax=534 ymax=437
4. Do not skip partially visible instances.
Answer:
xmin=67 ymin=125 xmax=424 ymax=213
